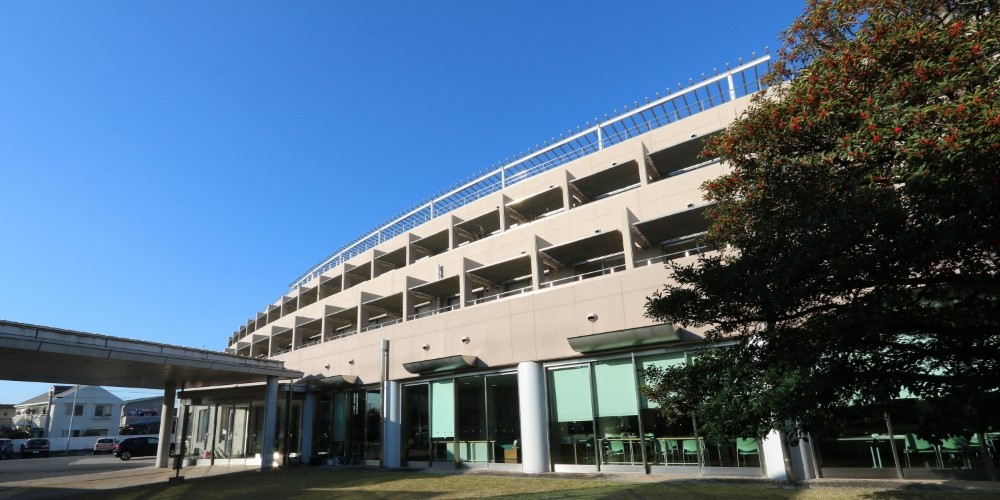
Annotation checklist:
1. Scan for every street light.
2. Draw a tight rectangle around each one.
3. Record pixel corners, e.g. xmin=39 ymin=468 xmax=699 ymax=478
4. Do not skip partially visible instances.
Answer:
xmin=65 ymin=385 xmax=79 ymax=453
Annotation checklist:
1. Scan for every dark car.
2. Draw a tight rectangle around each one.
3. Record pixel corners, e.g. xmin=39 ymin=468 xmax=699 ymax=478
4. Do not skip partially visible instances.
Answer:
xmin=21 ymin=438 xmax=50 ymax=458
xmin=113 ymin=436 xmax=174 ymax=460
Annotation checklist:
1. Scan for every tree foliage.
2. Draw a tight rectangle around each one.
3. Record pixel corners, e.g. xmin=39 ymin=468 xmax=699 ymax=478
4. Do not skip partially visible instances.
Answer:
xmin=643 ymin=0 xmax=1000 ymax=441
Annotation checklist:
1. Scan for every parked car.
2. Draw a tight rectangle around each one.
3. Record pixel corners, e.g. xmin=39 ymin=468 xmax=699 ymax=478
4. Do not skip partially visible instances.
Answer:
xmin=92 ymin=437 xmax=116 ymax=454
xmin=21 ymin=438 xmax=50 ymax=458
xmin=113 ymin=436 xmax=174 ymax=460
xmin=0 ymin=439 xmax=13 ymax=460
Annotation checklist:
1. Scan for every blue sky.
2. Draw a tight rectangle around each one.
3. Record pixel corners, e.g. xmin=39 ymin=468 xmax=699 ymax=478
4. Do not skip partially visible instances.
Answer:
xmin=0 ymin=1 xmax=802 ymax=404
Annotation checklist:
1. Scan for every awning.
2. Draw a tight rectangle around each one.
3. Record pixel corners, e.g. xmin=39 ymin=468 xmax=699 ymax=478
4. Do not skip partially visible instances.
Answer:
xmin=402 ymin=355 xmax=478 ymax=375
xmin=304 ymin=374 xmax=359 ymax=389
xmin=567 ymin=323 xmax=678 ymax=354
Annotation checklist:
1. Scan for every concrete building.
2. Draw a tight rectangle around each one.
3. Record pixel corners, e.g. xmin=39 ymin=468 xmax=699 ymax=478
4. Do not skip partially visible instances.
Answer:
xmin=180 ymin=52 xmax=994 ymax=480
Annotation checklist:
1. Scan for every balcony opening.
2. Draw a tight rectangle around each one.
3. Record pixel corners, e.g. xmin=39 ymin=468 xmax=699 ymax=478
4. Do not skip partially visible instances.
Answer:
xmin=646 ymin=130 xmax=723 ymax=180
xmin=569 ymin=161 xmax=641 ymax=208
xmin=631 ymin=204 xmax=713 ymax=267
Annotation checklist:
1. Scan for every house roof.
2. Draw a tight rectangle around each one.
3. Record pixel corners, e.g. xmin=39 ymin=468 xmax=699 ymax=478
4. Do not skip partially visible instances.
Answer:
xmin=15 ymin=385 xmax=72 ymax=407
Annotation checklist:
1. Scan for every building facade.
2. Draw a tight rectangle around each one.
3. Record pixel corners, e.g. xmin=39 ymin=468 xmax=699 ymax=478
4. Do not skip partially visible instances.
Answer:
xmin=14 ymin=386 xmax=123 ymax=438
xmin=179 ymin=53 xmax=994 ymax=480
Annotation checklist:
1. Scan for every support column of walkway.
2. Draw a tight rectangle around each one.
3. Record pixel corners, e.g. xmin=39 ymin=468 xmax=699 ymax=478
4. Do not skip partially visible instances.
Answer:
xmin=156 ymin=380 xmax=177 ymax=468
xmin=261 ymin=376 xmax=278 ymax=470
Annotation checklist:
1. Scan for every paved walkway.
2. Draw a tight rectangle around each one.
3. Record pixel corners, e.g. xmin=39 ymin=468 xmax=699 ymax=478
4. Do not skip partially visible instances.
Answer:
xmin=0 ymin=464 xmax=259 ymax=499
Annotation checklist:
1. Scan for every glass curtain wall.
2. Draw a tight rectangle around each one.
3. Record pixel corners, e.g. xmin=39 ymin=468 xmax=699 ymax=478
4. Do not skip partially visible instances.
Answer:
xmin=816 ymin=395 xmax=997 ymax=477
xmin=312 ymin=391 xmax=368 ymax=465
xmin=402 ymin=373 xmax=520 ymax=467
xmin=547 ymin=352 xmax=762 ymax=471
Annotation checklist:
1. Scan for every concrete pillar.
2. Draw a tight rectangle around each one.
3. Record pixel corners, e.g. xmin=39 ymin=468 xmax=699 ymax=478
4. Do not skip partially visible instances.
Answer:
xmin=517 ymin=361 xmax=550 ymax=473
xmin=383 ymin=380 xmax=402 ymax=468
xmin=174 ymin=402 xmax=188 ymax=467
xmin=262 ymin=376 xmax=279 ymax=470
xmin=761 ymin=429 xmax=789 ymax=480
xmin=300 ymin=392 xmax=315 ymax=464
xmin=156 ymin=381 xmax=177 ymax=468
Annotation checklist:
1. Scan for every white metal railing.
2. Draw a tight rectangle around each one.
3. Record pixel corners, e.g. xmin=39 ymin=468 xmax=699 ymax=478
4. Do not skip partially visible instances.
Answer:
xmin=467 ymin=286 xmax=533 ymax=306
xmin=407 ymin=303 xmax=459 ymax=321
xmin=539 ymin=264 xmax=627 ymax=289
xmin=360 ymin=317 xmax=402 ymax=333
xmin=633 ymin=240 xmax=709 ymax=268
xmin=326 ymin=328 xmax=357 ymax=341
xmin=286 ymin=53 xmax=771 ymax=292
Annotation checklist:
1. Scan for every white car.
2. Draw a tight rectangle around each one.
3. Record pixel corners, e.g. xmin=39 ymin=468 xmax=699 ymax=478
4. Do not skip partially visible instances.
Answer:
xmin=92 ymin=437 xmax=116 ymax=454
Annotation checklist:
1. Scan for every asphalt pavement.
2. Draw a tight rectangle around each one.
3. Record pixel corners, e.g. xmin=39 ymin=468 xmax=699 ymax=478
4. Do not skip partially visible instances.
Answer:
xmin=0 ymin=453 xmax=257 ymax=499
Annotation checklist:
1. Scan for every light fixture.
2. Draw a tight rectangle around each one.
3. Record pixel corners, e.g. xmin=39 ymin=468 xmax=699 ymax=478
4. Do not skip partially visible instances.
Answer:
xmin=461 ymin=336 xmax=470 ymax=344
xmin=348 ymin=359 xmax=354 ymax=365
xmin=422 ymin=344 xmax=430 ymax=350
xmin=687 ymin=203 xmax=695 ymax=208
xmin=324 ymin=363 xmax=330 ymax=369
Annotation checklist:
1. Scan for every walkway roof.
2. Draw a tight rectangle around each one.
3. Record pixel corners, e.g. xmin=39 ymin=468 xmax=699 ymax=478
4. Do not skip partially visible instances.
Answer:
xmin=0 ymin=319 xmax=302 ymax=390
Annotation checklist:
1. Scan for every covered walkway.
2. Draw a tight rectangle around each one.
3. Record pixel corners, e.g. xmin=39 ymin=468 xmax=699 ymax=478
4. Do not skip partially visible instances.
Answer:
xmin=0 ymin=319 xmax=302 ymax=470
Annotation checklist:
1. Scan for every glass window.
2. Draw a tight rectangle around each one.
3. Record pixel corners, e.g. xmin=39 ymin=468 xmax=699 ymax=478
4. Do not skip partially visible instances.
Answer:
xmin=487 ymin=374 xmax=520 ymax=464
xmin=364 ymin=391 xmax=380 ymax=460
xmin=548 ymin=365 xmax=596 ymax=465
xmin=457 ymin=375 xmax=488 ymax=462
xmin=403 ymin=384 xmax=430 ymax=464
xmin=431 ymin=380 xmax=455 ymax=462
xmin=594 ymin=359 xmax=641 ymax=465
xmin=639 ymin=353 xmax=699 ymax=467
xmin=331 ymin=393 xmax=347 ymax=460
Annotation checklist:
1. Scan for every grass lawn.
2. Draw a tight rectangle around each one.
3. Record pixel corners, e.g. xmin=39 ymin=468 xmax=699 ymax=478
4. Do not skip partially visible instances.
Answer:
xmin=89 ymin=467 xmax=997 ymax=500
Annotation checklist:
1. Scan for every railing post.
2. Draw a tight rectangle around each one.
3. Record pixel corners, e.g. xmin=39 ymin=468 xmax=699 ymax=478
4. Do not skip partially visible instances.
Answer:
xmin=597 ymin=126 xmax=603 ymax=150
xmin=727 ymin=73 xmax=736 ymax=100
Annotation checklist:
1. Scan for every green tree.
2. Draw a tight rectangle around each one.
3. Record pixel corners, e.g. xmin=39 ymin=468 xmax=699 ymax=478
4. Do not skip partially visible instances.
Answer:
xmin=643 ymin=0 xmax=1000 ymax=442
